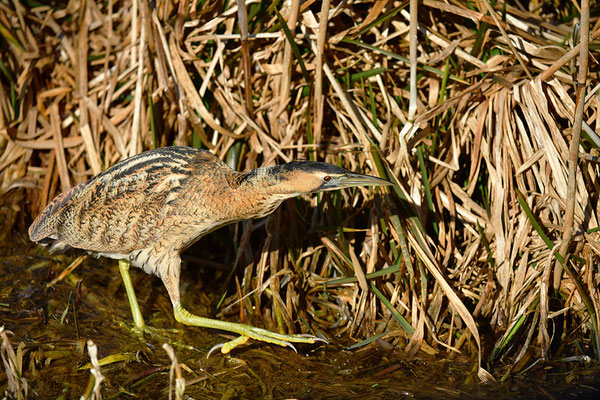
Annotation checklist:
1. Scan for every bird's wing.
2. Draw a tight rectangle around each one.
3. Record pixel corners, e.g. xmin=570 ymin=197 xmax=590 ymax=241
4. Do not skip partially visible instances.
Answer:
xmin=53 ymin=148 xmax=232 ymax=254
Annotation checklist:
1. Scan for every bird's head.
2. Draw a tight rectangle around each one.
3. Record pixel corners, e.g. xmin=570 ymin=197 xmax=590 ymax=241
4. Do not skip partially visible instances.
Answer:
xmin=230 ymin=161 xmax=394 ymax=219
xmin=263 ymin=161 xmax=394 ymax=197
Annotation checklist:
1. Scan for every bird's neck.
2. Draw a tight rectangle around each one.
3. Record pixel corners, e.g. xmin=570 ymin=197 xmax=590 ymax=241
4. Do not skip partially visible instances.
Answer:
xmin=231 ymin=166 xmax=282 ymax=191
xmin=226 ymin=166 xmax=298 ymax=219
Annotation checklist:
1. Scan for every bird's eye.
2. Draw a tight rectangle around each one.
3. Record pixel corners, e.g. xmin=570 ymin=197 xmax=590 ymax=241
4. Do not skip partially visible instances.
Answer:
xmin=323 ymin=176 xmax=332 ymax=182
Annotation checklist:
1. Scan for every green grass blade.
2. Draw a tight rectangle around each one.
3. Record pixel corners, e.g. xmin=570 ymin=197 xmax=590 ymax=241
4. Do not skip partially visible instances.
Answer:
xmin=274 ymin=8 xmax=310 ymax=83
xmin=369 ymin=282 xmax=414 ymax=334
xmin=417 ymin=145 xmax=437 ymax=235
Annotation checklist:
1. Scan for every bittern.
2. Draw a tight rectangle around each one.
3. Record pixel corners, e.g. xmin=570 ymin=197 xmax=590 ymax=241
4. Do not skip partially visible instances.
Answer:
xmin=29 ymin=146 xmax=392 ymax=353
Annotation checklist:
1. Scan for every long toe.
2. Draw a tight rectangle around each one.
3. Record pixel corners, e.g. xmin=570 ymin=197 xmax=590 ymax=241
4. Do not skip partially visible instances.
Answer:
xmin=219 ymin=325 xmax=328 ymax=354
xmin=172 ymin=303 xmax=328 ymax=354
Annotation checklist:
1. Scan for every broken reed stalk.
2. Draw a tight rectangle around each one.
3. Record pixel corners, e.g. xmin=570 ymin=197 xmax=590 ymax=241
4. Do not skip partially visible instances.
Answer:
xmin=556 ymin=0 xmax=589 ymax=289
xmin=554 ymin=0 xmax=600 ymax=360
xmin=276 ymin=0 xmax=301 ymax=120
xmin=236 ymin=0 xmax=254 ymax=115
xmin=82 ymin=340 xmax=105 ymax=400
xmin=407 ymin=0 xmax=418 ymax=121
xmin=312 ymin=0 xmax=331 ymax=144
xmin=163 ymin=343 xmax=185 ymax=400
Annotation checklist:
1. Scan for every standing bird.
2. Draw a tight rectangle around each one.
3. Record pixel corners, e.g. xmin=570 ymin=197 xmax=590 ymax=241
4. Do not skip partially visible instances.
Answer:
xmin=29 ymin=146 xmax=392 ymax=353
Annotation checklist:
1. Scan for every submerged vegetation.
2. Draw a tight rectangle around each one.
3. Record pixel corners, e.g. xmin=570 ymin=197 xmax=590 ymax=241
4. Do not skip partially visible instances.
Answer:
xmin=1 ymin=0 xmax=600 ymax=397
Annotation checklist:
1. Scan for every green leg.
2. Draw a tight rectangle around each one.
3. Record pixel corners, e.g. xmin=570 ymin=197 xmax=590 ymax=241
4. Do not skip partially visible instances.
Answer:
xmin=172 ymin=301 xmax=327 ymax=355
xmin=118 ymin=259 xmax=145 ymax=328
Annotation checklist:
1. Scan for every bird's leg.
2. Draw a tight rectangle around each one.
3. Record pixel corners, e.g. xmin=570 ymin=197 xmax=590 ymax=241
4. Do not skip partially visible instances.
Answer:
xmin=160 ymin=268 xmax=327 ymax=355
xmin=118 ymin=259 xmax=145 ymax=328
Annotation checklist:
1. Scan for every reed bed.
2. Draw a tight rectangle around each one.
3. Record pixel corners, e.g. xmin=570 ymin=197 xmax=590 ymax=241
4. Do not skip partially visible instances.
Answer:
xmin=1 ymin=0 xmax=599 ymax=386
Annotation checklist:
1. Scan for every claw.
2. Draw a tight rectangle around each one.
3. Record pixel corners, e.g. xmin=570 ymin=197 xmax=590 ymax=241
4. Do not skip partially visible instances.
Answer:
xmin=283 ymin=341 xmax=298 ymax=353
xmin=314 ymin=337 xmax=329 ymax=344
xmin=296 ymin=334 xmax=329 ymax=344
xmin=207 ymin=343 xmax=225 ymax=358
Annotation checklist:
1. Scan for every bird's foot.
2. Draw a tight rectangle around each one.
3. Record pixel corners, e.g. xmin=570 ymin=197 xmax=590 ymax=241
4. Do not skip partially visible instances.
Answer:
xmin=206 ymin=326 xmax=328 ymax=357
xmin=172 ymin=301 xmax=328 ymax=356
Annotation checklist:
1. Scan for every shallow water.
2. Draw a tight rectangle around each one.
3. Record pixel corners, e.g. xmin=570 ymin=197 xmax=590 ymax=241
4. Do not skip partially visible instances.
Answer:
xmin=1 ymin=237 xmax=599 ymax=399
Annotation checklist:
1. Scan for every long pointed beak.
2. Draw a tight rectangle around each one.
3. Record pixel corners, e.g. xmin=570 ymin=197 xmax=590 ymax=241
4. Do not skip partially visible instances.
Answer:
xmin=330 ymin=172 xmax=394 ymax=189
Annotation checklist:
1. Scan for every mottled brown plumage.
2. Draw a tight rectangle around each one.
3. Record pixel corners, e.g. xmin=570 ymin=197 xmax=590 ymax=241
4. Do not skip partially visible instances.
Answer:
xmin=30 ymin=146 xmax=393 ymax=353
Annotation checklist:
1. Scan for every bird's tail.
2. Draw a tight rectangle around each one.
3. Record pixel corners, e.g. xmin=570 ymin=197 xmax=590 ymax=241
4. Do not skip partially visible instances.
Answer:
xmin=29 ymin=183 xmax=84 ymax=242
